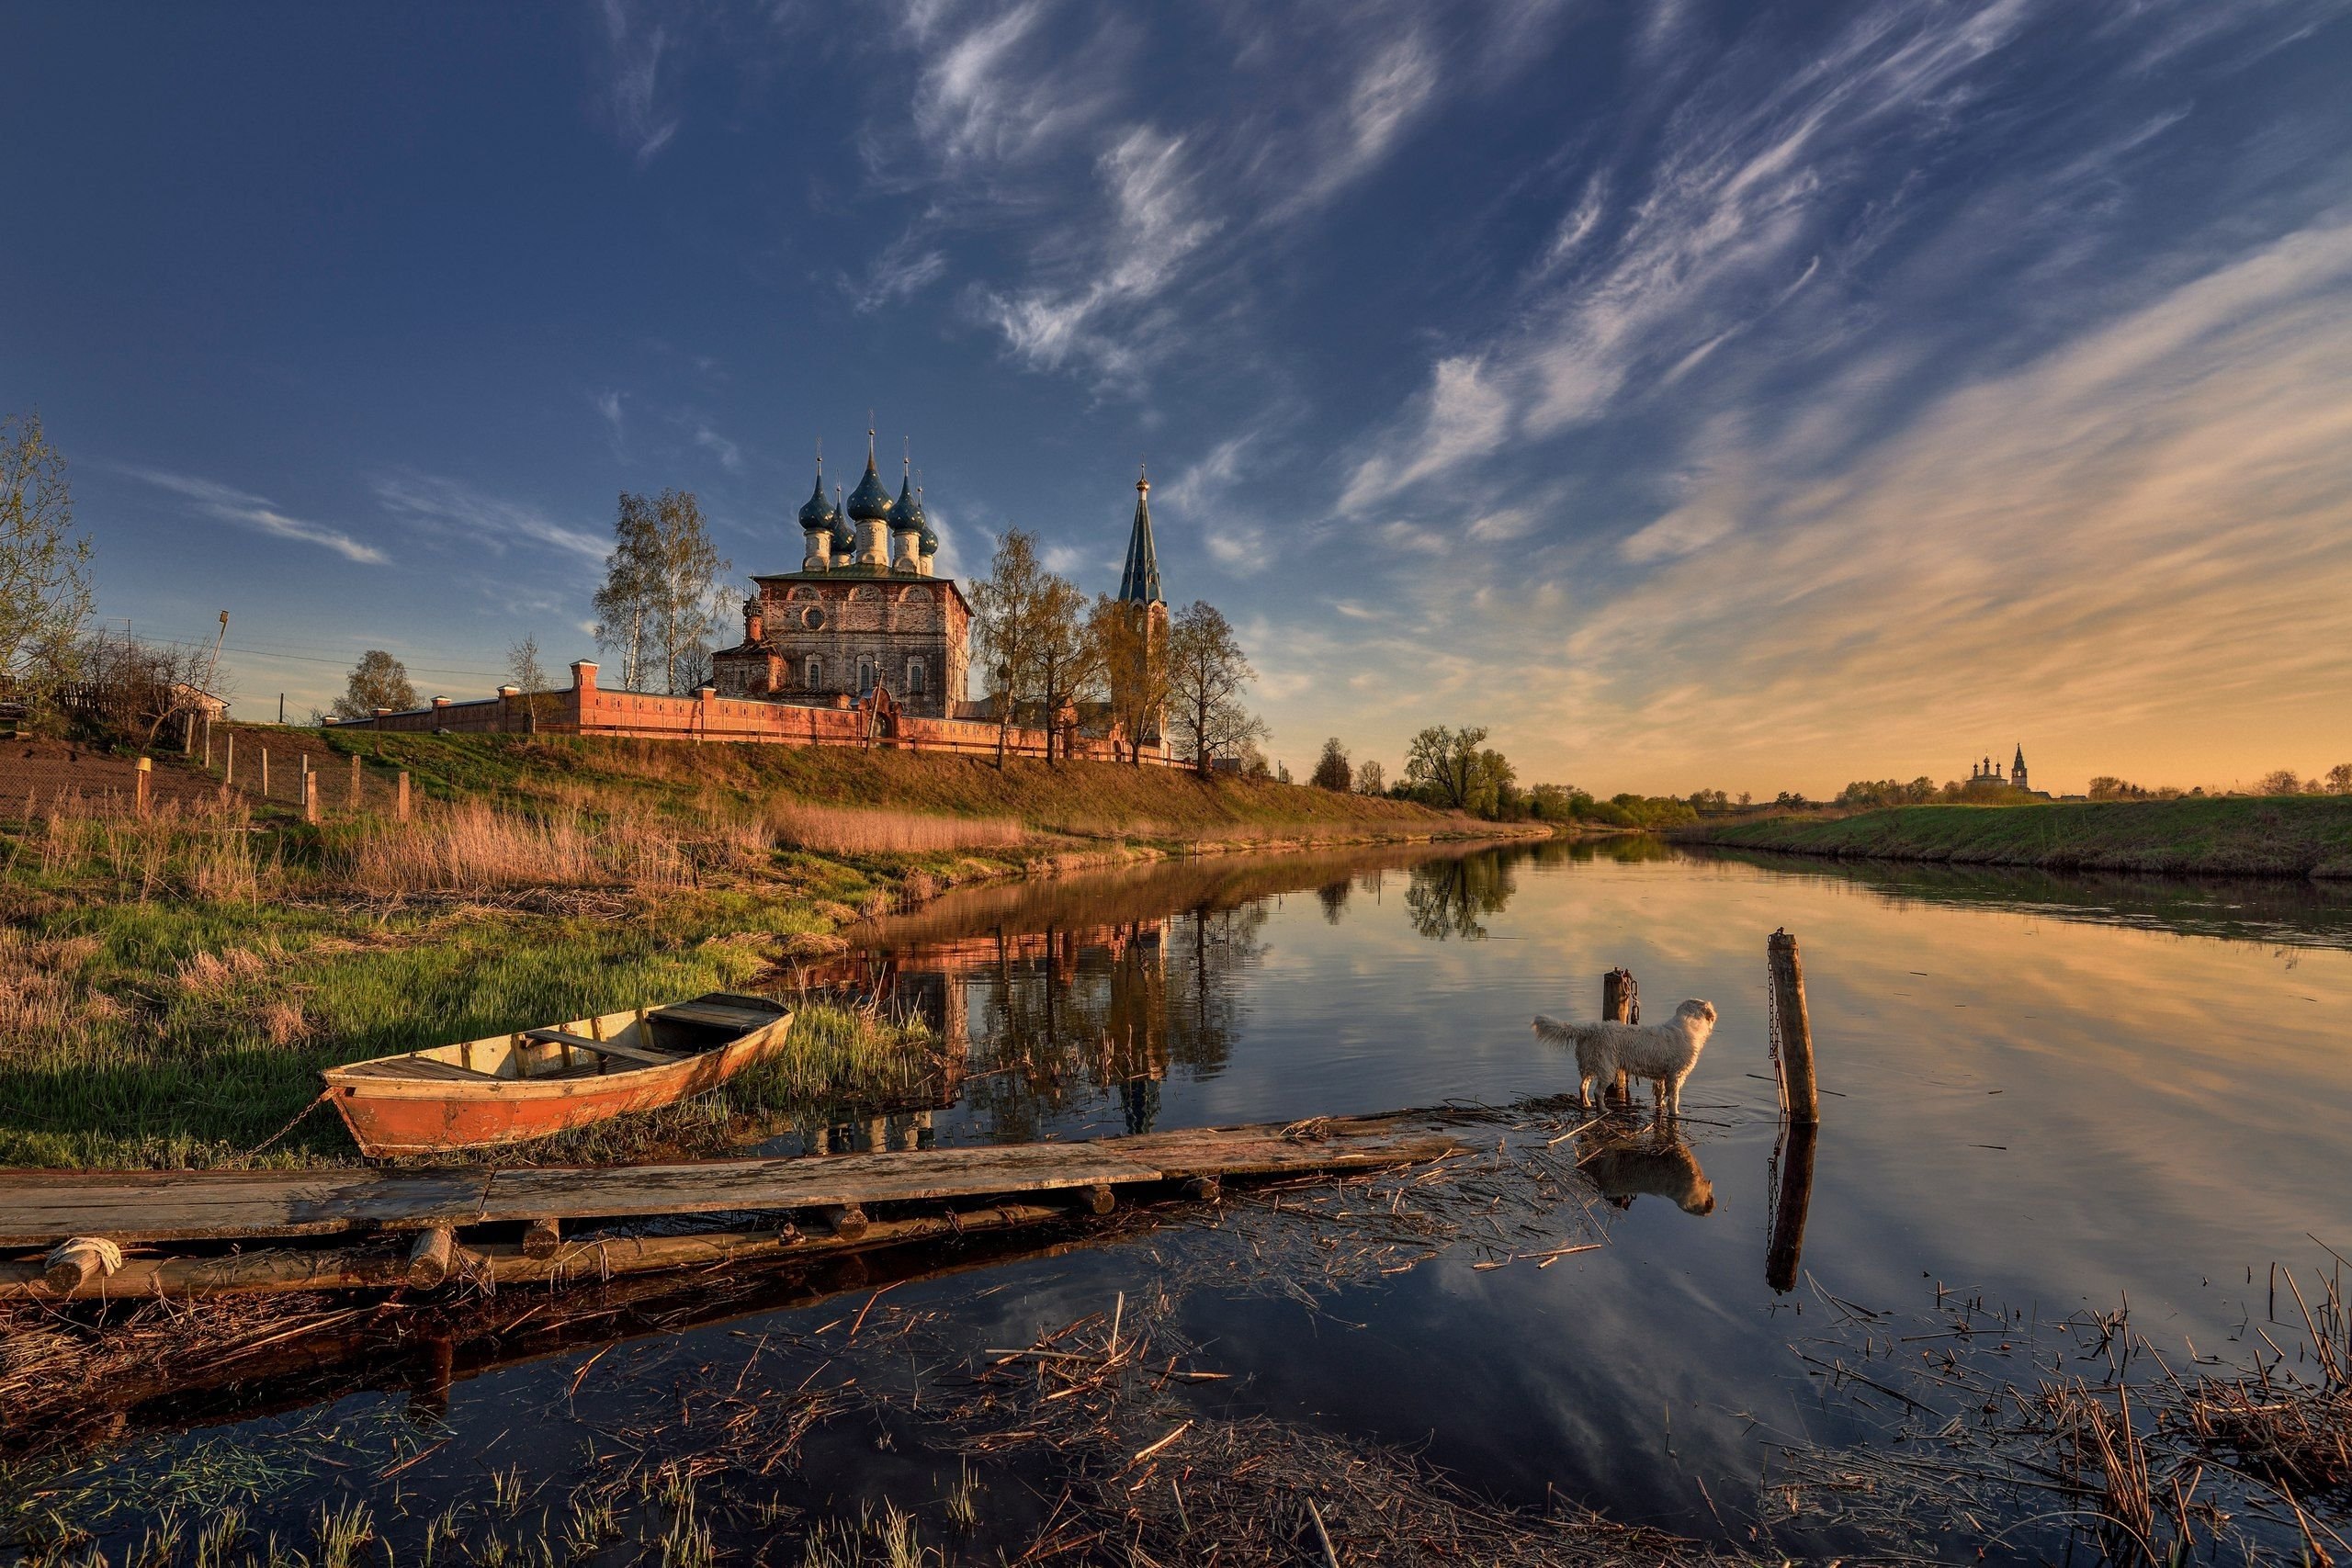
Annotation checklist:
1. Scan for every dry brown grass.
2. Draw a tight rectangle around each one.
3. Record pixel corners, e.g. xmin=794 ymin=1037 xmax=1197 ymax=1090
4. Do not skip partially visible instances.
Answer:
xmin=334 ymin=801 xmax=758 ymax=896
xmin=0 ymin=930 xmax=106 ymax=1045
xmin=765 ymin=800 xmax=1028 ymax=855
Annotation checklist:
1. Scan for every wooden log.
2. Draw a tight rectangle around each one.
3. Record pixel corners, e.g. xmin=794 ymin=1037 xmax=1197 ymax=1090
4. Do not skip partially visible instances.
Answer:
xmin=816 ymin=1203 xmax=869 ymax=1241
xmin=0 ymin=1202 xmax=1075 ymax=1299
xmin=1075 ymin=1183 xmax=1116 ymax=1215
xmin=45 ymin=1238 xmax=116 ymax=1292
xmin=407 ymin=1226 xmax=455 ymax=1288
xmin=1768 ymin=930 xmax=1820 ymax=1124
xmin=396 ymin=771 xmax=411 ymax=820
xmin=224 ymin=731 xmax=234 ymax=785
xmin=260 ymin=748 xmax=269 ymax=796
xmin=1602 ymin=967 xmax=1637 ymax=1101
xmin=522 ymin=1217 xmax=560 ymax=1260
xmin=1185 ymin=1175 xmax=1222 ymax=1203
xmin=301 ymin=770 xmax=320 ymax=825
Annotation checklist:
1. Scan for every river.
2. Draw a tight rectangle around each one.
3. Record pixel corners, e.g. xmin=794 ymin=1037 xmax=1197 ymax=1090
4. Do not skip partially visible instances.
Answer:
xmin=24 ymin=838 xmax=2352 ymax=1562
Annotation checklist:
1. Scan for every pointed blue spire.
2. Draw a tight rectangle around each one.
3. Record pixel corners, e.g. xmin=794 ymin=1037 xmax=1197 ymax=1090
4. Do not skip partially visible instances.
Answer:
xmin=1118 ymin=466 xmax=1162 ymax=606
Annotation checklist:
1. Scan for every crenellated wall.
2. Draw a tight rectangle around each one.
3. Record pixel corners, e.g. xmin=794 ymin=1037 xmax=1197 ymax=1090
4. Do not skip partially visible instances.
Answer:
xmin=334 ymin=662 xmax=1167 ymax=764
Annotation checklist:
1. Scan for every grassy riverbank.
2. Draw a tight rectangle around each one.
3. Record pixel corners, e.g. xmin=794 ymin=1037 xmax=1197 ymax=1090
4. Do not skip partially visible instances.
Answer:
xmin=0 ymin=732 xmax=1477 ymax=1168
xmin=1674 ymin=794 xmax=2352 ymax=876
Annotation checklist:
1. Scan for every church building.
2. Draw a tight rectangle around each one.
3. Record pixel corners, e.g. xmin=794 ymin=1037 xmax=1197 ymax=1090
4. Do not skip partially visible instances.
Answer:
xmin=710 ymin=433 xmax=1169 ymax=745
xmin=711 ymin=434 xmax=969 ymax=717
xmin=1965 ymin=746 xmax=2030 ymax=794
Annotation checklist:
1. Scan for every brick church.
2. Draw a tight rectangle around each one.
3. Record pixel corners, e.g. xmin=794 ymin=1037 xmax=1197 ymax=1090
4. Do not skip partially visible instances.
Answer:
xmin=710 ymin=434 xmax=1167 ymax=734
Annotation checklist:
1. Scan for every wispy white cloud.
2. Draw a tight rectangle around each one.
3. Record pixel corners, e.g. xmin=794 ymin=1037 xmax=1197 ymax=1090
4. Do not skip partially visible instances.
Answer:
xmin=846 ymin=231 xmax=950 ymax=312
xmin=596 ymin=0 xmax=680 ymax=165
xmin=371 ymin=472 xmax=608 ymax=561
xmin=875 ymin=3 xmax=1552 ymax=387
xmin=1340 ymin=356 xmax=1510 ymax=513
xmin=594 ymin=390 xmax=627 ymax=457
xmin=1521 ymin=220 xmax=2352 ymax=789
xmin=979 ymin=123 xmax=1219 ymax=378
xmin=693 ymin=427 xmax=745 ymax=474
xmin=122 ymin=468 xmax=389 ymax=565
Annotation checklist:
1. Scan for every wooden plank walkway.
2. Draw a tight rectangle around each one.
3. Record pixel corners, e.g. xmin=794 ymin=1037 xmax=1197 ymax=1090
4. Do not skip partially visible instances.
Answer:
xmin=0 ymin=1111 xmax=1466 ymax=1249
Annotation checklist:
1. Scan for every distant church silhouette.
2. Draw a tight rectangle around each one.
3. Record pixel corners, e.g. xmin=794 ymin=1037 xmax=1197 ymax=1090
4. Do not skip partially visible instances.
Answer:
xmin=1967 ymin=745 xmax=2029 ymax=794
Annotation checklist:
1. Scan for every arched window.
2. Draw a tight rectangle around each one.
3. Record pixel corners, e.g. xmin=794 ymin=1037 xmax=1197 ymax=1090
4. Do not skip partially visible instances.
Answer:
xmin=857 ymin=657 xmax=876 ymax=695
xmin=907 ymin=657 xmax=927 ymax=695
xmin=805 ymin=656 xmax=822 ymax=689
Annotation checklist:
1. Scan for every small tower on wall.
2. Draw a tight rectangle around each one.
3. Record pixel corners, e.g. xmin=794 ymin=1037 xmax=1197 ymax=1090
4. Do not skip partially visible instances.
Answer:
xmin=1112 ymin=466 xmax=1170 ymax=753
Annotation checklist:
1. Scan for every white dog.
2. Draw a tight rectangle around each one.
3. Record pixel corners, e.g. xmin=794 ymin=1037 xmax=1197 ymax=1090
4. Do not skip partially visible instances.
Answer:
xmin=1532 ymin=1000 xmax=1717 ymax=1116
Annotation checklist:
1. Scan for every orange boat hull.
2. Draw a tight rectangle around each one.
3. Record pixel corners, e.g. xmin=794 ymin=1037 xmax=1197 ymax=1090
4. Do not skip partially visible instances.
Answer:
xmin=324 ymin=1009 xmax=793 ymax=1157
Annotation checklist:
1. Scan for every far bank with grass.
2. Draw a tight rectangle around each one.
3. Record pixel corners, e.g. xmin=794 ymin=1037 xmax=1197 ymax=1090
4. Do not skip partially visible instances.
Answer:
xmin=0 ymin=730 xmax=1519 ymax=1169
xmin=1672 ymin=794 xmax=2352 ymax=877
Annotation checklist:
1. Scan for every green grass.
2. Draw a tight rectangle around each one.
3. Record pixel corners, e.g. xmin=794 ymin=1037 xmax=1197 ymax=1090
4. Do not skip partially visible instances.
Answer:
xmin=1674 ymin=794 xmax=2352 ymax=877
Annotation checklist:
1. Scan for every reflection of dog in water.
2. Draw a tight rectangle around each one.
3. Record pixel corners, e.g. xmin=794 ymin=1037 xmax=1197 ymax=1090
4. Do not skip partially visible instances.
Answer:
xmin=1577 ymin=1125 xmax=1716 ymax=1215
xmin=1532 ymin=999 xmax=1717 ymax=1116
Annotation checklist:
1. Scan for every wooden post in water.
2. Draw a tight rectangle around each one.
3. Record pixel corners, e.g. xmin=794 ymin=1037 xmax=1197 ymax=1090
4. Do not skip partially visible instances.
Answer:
xmin=1768 ymin=930 xmax=1819 ymax=1124
xmin=396 ymin=771 xmax=412 ymax=821
xmin=1602 ymin=967 xmax=1637 ymax=1102
xmin=134 ymin=757 xmax=151 ymax=817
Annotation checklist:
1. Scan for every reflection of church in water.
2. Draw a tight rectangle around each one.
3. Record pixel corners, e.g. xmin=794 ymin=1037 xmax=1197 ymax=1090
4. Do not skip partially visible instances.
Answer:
xmin=799 ymin=902 xmax=1263 ymax=1150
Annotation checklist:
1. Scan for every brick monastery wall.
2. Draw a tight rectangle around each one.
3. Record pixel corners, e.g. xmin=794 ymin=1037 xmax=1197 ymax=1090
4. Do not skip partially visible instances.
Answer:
xmin=336 ymin=661 xmax=1165 ymax=765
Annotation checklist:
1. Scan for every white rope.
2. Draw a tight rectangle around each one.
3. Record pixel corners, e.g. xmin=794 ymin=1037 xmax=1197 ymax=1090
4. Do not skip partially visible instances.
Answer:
xmin=47 ymin=1236 xmax=124 ymax=1275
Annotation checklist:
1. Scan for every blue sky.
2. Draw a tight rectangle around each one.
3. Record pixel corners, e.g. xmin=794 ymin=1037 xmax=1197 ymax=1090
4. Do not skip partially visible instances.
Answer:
xmin=5 ymin=1 xmax=2349 ymax=794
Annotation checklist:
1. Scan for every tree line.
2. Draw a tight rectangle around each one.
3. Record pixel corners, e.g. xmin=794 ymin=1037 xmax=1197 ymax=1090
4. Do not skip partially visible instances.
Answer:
xmin=1305 ymin=726 xmax=1700 ymax=828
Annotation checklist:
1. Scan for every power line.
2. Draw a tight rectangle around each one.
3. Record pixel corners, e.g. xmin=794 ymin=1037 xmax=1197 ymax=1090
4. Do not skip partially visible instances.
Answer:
xmin=121 ymin=631 xmax=514 ymax=682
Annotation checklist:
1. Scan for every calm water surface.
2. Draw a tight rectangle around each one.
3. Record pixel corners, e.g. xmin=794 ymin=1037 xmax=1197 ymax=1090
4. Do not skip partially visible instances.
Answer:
xmin=39 ymin=840 xmax=2352 ymax=1558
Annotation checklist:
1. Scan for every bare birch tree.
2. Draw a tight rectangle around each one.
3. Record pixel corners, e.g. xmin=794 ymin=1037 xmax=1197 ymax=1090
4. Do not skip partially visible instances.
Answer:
xmin=969 ymin=529 xmax=1049 ymax=768
xmin=0 ymin=413 xmax=95 ymax=697
xmin=1166 ymin=601 xmax=1265 ymax=776
xmin=594 ymin=490 xmax=729 ymax=694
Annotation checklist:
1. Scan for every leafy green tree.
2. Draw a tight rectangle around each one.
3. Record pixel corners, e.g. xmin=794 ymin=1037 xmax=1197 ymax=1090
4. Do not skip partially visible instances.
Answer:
xmin=0 ymin=412 xmax=95 ymax=697
xmin=331 ymin=650 xmax=417 ymax=720
xmin=1404 ymin=726 xmax=1515 ymax=816
xmin=1309 ymin=738 xmax=1351 ymax=792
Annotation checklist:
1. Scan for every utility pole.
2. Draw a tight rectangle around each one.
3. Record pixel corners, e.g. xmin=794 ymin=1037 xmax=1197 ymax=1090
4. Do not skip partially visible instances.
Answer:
xmin=203 ymin=611 xmax=229 ymax=702
xmin=278 ymin=693 xmax=285 ymax=725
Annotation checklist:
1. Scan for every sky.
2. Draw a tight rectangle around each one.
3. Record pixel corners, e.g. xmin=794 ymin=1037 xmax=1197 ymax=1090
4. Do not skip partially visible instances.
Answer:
xmin=4 ymin=1 xmax=2350 ymax=797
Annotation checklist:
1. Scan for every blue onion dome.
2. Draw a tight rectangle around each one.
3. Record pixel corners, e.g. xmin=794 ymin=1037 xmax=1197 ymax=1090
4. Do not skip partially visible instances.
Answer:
xmin=916 ymin=486 xmax=938 ymax=555
xmin=797 ymin=471 xmax=836 ymax=533
xmin=894 ymin=476 xmax=922 ymax=531
xmin=831 ymin=488 xmax=855 ymax=558
xmin=846 ymin=453 xmax=895 ymax=522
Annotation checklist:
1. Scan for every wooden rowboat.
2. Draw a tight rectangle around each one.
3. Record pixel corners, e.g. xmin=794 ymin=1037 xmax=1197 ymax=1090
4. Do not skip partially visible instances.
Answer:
xmin=322 ymin=993 xmax=795 ymax=1156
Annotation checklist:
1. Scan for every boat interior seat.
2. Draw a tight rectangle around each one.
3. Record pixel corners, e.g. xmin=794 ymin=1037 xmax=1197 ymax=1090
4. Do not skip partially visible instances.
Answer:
xmin=521 ymin=1029 xmax=683 ymax=1068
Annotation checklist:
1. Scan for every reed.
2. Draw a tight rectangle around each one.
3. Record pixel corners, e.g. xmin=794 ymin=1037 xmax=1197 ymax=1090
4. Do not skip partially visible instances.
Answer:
xmin=766 ymin=800 xmax=1027 ymax=854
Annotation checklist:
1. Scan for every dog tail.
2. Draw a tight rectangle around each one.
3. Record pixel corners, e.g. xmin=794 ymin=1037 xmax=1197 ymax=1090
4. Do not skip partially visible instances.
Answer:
xmin=1532 ymin=1014 xmax=1586 ymax=1045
